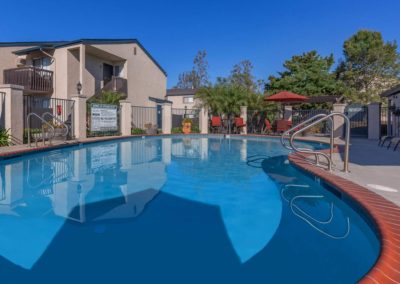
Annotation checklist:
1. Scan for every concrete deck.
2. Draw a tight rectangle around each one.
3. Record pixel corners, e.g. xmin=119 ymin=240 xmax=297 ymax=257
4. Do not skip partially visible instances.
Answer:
xmin=332 ymin=138 xmax=400 ymax=206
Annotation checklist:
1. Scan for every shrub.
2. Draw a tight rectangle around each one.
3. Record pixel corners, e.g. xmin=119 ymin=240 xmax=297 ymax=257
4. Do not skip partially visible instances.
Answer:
xmin=171 ymin=127 xmax=183 ymax=134
xmin=191 ymin=125 xmax=200 ymax=133
xmin=0 ymin=129 xmax=10 ymax=147
xmin=131 ymin=128 xmax=146 ymax=135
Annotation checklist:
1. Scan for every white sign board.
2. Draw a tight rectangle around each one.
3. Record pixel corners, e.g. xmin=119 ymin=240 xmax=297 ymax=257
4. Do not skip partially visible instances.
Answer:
xmin=90 ymin=104 xmax=118 ymax=132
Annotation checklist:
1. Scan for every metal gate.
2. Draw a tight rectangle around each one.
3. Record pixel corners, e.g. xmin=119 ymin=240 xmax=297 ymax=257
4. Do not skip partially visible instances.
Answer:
xmin=23 ymin=95 xmax=75 ymax=140
xmin=344 ymin=104 xmax=368 ymax=137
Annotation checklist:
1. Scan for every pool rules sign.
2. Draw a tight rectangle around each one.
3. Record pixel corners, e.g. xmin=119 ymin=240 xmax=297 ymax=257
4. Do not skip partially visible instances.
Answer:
xmin=90 ymin=104 xmax=118 ymax=132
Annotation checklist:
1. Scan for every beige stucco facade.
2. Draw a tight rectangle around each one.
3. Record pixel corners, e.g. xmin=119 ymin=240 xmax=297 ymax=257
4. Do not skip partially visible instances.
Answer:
xmin=0 ymin=40 xmax=167 ymax=107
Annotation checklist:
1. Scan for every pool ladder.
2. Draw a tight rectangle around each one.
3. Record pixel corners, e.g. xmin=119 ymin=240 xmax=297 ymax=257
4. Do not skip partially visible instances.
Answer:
xmin=26 ymin=112 xmax=70 ymax=147
xmin=281 ymin=112 xmax=351 ymax=172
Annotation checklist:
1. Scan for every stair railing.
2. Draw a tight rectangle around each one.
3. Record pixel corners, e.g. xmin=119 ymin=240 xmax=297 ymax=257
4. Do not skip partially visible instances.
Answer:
xmin=281 ymin=114 xmax=335 ymax=165
xmin=26 ymin=113 xmax=55 ymax=147
xmin=287 ymin=112 xmax=350 ymax=172
xmin=42 ymin=112 xmax=69 ymax=139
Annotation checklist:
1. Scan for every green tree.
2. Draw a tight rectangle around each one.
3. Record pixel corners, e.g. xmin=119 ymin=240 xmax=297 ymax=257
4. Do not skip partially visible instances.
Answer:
xmin=195 ymin=83 xmax=247 ymax=116
xmin=176 ymin=50 xmax=210 ymax=89
xmin=336 ymin=30 xmax=400 ymax=103
xmin=88 ymin=91 xmax=125 ymax=105
xmin=266 ymin=50 xmax=346 ymax=99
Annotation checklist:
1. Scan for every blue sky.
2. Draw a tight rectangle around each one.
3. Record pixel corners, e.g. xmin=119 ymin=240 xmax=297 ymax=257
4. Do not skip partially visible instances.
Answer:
xmin=1 ymin=0 xmax=399 ymax=88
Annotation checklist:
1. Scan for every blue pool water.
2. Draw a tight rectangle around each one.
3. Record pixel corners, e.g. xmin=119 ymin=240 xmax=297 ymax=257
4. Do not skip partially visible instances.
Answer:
xmin=0 ymin=135 xmax=379 ymax=283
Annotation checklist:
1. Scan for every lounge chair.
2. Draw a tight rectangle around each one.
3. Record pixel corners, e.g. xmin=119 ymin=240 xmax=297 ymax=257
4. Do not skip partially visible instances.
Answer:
xmin=386 ymin=137 xmax=400 ymax=151
xmin=211 ymin=116 xmax=222 ymax=133
xmin=379 ymin=135 xmax=393 ymax=147
xmin=234 ymin=117 xmax=246 ymax=134
xmin=276 ymin=120 xmax=291 ymax=134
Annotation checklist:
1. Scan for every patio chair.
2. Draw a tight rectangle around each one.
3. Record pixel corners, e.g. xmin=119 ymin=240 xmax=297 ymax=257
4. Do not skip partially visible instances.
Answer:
xmin=386 ymin=137 xmax=400 ymax=151
xmin=211 ymin=116 xmax=222 ymax=133
xmin=378 ymin=135 xmax=393 ymax=147
xmin=234 ymin=117 xmax=246 ymax=134
xmin=276 ymin=120 xmax=291 ymax=134
xmin=262 ymin=119 xmax=272 ymax=134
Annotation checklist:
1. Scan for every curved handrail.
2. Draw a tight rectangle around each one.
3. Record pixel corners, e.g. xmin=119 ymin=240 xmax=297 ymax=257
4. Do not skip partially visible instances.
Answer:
xmin=289 ymin=112 xmax=350 ymax=172
xmin=281 ymin=113 xmax=328 ymax=151
xmin=42 ymin=112 xmax=69 ymax=137
xmin=281 ymin=184 xmax=351 ymax=239
xmin=26 ymin=112 xmax=55 ymax=147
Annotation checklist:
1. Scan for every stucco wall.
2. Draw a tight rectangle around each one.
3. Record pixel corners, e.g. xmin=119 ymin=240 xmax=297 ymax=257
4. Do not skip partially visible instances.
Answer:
xmin=167 ymin=95 xmax=199 ymax=109
xmin=0 ymin=46 xmax=32 ymax=84
xmin=67 ymin=49 xmax=80 ymax=99
xmin=91 ymin=43 xmax=167 ymax=107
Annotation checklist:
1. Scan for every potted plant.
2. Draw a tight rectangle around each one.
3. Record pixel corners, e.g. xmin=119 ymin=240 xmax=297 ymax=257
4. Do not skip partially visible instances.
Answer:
xmin=182 ymin=118 xmax=192 ymax=134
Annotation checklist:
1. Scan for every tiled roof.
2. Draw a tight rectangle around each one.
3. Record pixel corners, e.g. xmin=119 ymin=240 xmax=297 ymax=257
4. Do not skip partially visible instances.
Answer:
xmin=166 ymin=88 xmax=197 ymax=96
xmin=380 ymin=84 xmax=400 ymax=98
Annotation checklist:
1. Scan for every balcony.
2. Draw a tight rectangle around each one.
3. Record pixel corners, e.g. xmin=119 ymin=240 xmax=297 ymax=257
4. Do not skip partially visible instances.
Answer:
xmin=3 ymin=67 xmax=53 ymax=94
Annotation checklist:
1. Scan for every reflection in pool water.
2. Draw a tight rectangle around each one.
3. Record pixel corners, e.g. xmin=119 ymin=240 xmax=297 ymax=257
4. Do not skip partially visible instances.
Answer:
xmin=0 ymin=136 xmax=379 ymax=283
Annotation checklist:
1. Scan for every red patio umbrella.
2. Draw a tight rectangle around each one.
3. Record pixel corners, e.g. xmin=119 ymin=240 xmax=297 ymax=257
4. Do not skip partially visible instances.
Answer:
xmin=265 ymin=91 xmax=308 ymax=103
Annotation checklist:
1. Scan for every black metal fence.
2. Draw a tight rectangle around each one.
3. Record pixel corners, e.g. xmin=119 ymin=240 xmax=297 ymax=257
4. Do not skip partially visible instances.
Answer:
xmin=386 ymin=107 xmax=400 ymax=137
xmin=246 ymin=109 xmax=281 ymax=134
xmin=380 ymin=106 xmax=389 ymax=137
xmin=345 ymin=105 xmax=368 ymax=137
xmin=87 ymin=103 xmax=121 ymax=137
xmin=172 ymin=108 xmax=200 ymax=132
xmin=131 ymin=106 xmax=160 ymax=134
xmin=23 ymin=95 xmax=74 ymax=139
xmin=292 ymin=109 xmax=331 ymax=135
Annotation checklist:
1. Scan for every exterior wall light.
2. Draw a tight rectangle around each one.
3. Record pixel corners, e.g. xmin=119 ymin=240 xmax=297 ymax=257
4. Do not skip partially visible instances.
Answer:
xmin=77 ymin=81 xmax=82 ymax=95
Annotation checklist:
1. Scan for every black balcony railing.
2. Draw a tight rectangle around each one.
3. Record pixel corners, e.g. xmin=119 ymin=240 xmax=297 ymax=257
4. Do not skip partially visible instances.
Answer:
xmin=3 ymin=67 xmax=53 ymax=93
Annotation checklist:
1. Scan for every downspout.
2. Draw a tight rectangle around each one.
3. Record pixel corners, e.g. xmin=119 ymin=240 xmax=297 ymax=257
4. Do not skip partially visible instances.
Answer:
xmin=40 ymin=48 xmax=56 ymax=99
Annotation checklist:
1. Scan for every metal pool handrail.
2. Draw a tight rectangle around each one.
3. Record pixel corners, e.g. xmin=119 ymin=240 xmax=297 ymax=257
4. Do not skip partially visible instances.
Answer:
xmin=281 ymin=184 xmax=351 ymax=240
xmin=287 ymin=112 xmax=350 ymax=172
xmin=281 ymin=113 xmax=328 ymax=151
xmin=26 ymin=112 xmax=55 ymax=147
xmin=42 ymin=112 xmax=69 ymax=138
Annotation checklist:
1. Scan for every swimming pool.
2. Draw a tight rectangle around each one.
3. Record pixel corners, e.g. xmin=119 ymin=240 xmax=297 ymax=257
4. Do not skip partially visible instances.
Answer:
xmin=0 ymin=135 xmax=379 ymax=283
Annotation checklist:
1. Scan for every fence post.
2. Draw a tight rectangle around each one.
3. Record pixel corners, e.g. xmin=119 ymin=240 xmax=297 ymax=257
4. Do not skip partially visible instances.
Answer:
xmin=71 ymin=94 xmax=87 ymax=139
xmin=119 ymin=100 xmax=132 ymax=136
xmin=0 ymin=84 xmax=24 ymax=142
xmin=368 ymin=102 xmax=380 ymax=140
xmin=161 ymin=102 xmax=172 ymax=134
xmin=240 ymin=106 xmax=247 ymax=134
xmin=332 ymin=103 xmax=347 ymax=138
xmin=199 ymin=107 xmax=209 ymax=134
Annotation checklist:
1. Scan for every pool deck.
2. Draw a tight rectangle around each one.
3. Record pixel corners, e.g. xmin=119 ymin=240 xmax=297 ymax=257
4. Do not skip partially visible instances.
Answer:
xmin=333 ymin=138 xmax=400 ymax=207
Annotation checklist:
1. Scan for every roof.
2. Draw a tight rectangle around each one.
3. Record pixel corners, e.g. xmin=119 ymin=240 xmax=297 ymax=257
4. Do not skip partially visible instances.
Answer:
xmin=1 ymin=39 xmax=167 ymax=76
xmin=0 ymin=41 xmax=68 ymax=47
xmin=149 ymin=96 xmax=172 ymax=104
xmin=166 ymin=88 xmax=197 ymax=96
xmin=380 ymin=84 xmax=400 ymax=98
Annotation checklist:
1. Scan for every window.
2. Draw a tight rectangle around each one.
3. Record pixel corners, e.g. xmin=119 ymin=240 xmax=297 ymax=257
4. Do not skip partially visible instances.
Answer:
xmin=183 ymin=96 xmax=194 ymax=104
xmin=133 ymin=47 xmax=137 ymax=55
xmin=114 ymin=66 xmax=120 ymax=77
xmin=32 ymin=57 xmax=51 ymax=70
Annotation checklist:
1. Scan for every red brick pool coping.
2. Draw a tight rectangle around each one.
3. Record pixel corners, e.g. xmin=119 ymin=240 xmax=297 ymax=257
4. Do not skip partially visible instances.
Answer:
xmin=1 ymin=134 xmax=399 ymax=283
xmin=288 ymin=152 xmax=400 ymax=284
